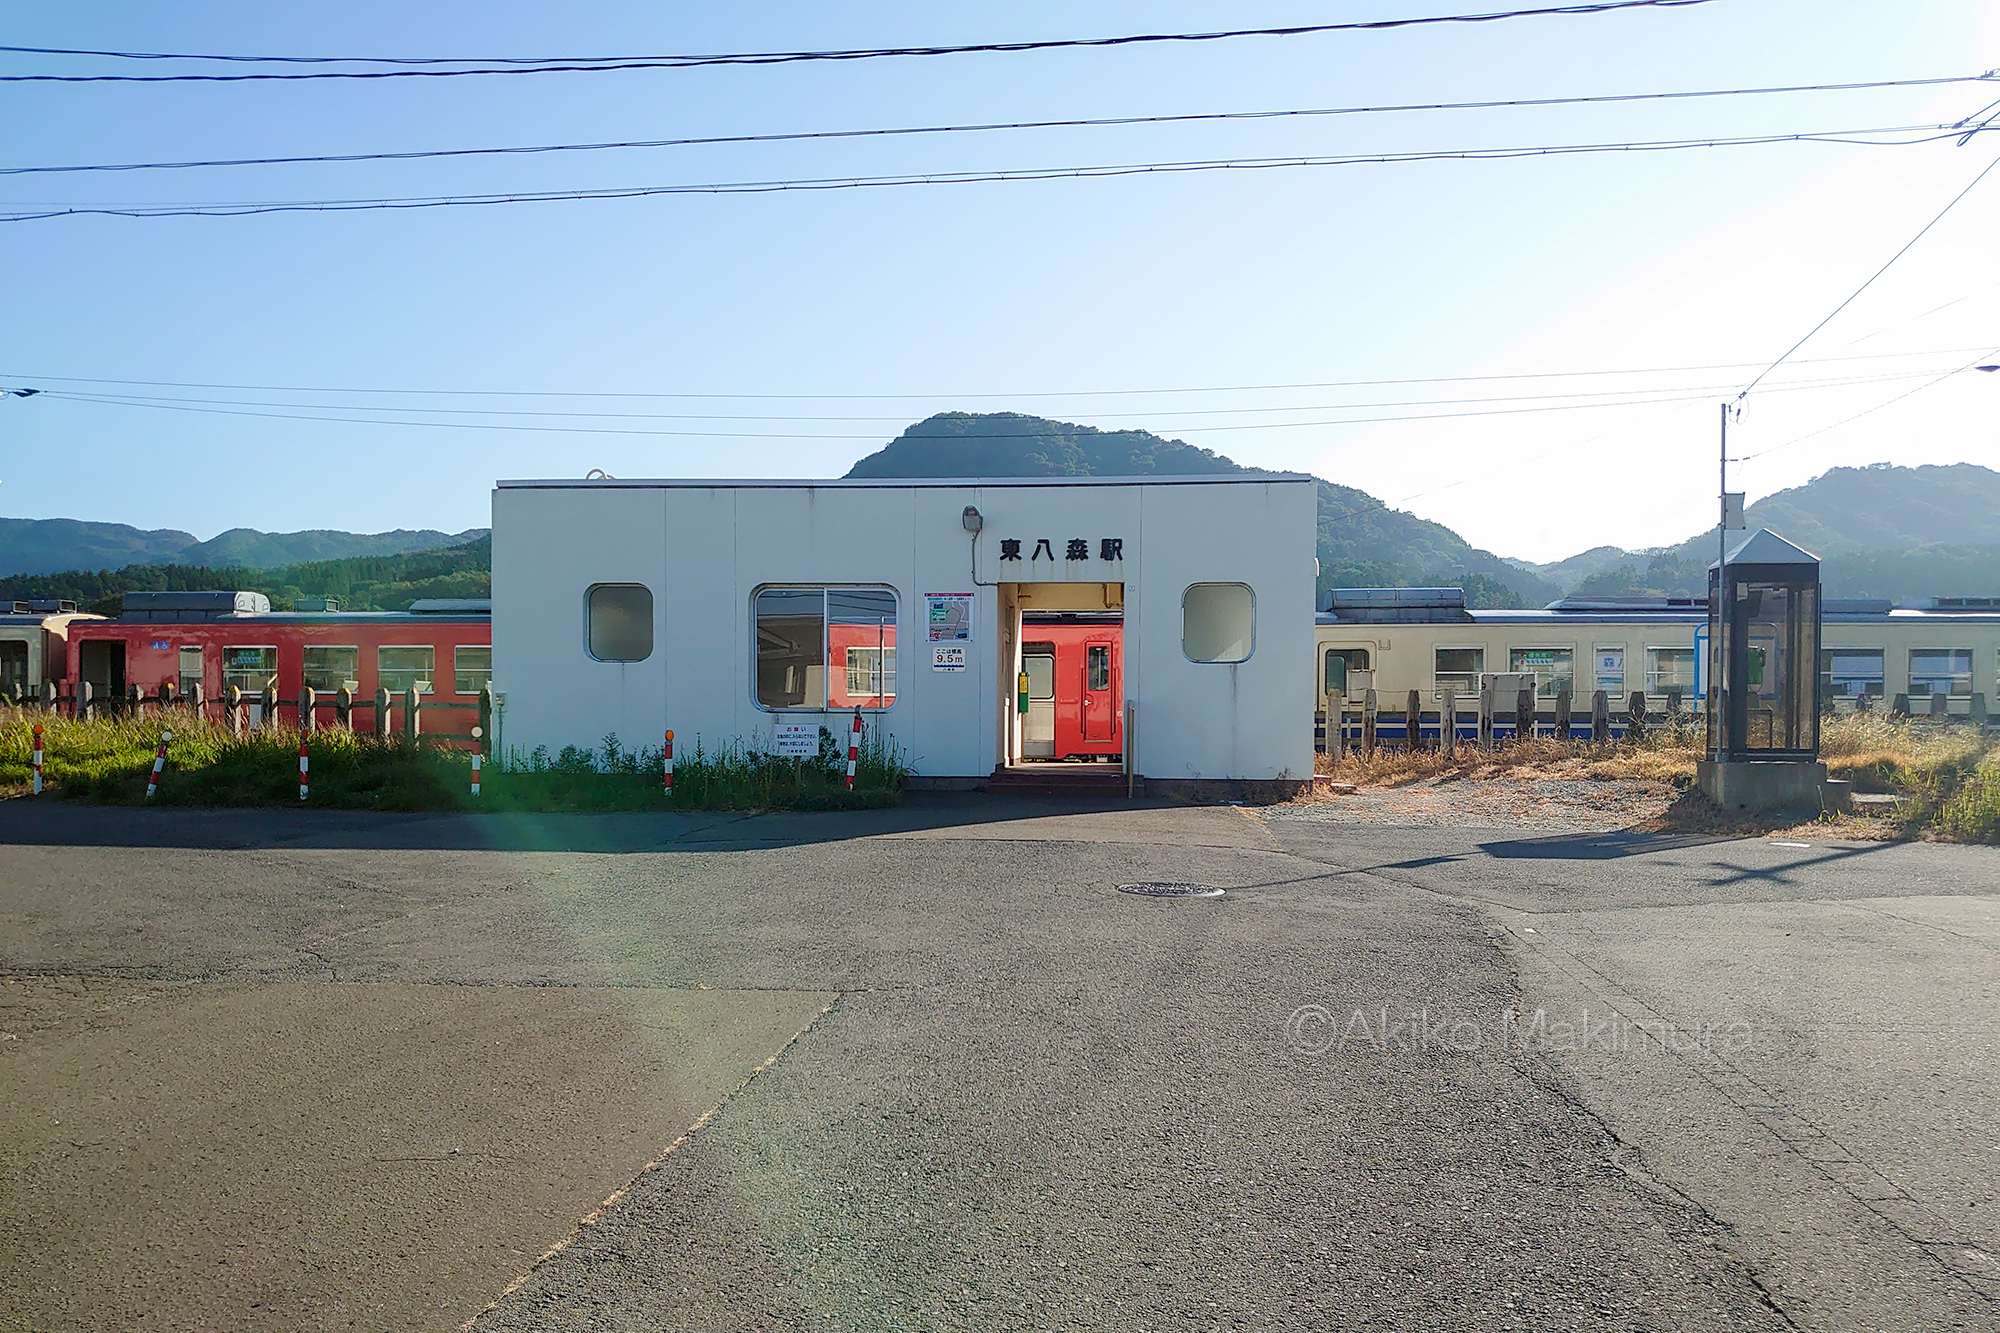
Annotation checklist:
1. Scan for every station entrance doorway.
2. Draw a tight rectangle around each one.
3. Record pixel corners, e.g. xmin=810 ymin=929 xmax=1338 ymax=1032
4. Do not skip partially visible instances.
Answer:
xmin=998 ymin=581 xmax=1124 ymax=770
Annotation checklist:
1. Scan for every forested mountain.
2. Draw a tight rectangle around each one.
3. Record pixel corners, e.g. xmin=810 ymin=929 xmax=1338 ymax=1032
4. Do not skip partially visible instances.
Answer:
xmin=0 ymin=536 xmax=490 ymax=613
xmin=0 ymin=516 xmax=487 ymax=577
xmin=846 ymin=413 xmax=1561 ymax=607
xmin=1549 ymin=464 xmax=2000 ymax=600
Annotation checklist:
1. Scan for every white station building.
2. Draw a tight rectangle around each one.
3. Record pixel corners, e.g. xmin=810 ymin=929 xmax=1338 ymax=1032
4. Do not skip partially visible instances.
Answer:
xmin=490 ymin=475 xmax=1316 ymax=795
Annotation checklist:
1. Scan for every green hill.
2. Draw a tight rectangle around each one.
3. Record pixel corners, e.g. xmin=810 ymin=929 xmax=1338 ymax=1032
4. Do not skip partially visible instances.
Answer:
xmin=0 ymin=535 xmax=491 ymax=614
xmin=1565 ymin=464 xmax=2000 ymax=601
xmin=846 ymin=413 xmax=1560 ymax=608
xmin=0 ymin=516 xmax=488 ymax=578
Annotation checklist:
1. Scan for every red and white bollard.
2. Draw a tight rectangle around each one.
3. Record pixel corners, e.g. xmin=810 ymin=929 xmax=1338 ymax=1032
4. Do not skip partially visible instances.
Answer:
xmin=845 ymin=709 xmax=862 ymax=791
xmin=663 ymin=729 xmax=674 ymax=797
xmin=31 ymin=722 xmax=43 ymax=795
xmin=298 ymin=736 xmax=310 ymax=801
xmin=145 ymin=730 xmax=172 ymax=801
xmin=470 ymin=726 xmax=484 ymax=797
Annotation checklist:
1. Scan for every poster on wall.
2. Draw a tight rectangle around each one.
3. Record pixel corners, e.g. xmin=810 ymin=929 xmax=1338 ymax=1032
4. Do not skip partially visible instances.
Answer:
xmin=925 ymin=592 xmax=973 ymax=642
xmin=931 ymin=644 xmax=966 ymax=672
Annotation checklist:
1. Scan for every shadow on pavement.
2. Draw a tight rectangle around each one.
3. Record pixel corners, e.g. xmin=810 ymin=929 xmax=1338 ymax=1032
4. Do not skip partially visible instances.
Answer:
xmin=0 ymin=791 xmax=1189 ymax=853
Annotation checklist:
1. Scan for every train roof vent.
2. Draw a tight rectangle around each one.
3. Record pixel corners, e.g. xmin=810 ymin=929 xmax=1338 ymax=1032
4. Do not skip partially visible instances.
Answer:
xmin=1321 ymin=586 xmax=1471 ymax=623
xmin=1824 ymin=599 xmax=1895 ymax=615
xmin=25 ymin=599 xmax=79 ymax=613
xmin=119 ymin=590 xmax=271 ymax=621
xmin=407 ymin=598 xmax=492 ymax=614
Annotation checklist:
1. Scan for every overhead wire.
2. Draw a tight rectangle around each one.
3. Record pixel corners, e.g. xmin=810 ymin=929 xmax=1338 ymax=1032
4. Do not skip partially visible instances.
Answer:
xmin=4 ymin=74 xmax=1988 ymax=177
xmin=1736 ymin=147 xmax=2000 ymax=400
xmin=1733 ymin=348 xmax=2000 ymax=462
xmin=18 ymin=364 xmax=1961 ymax=440
xmin=19 ymin=366 xmax=1958 ymax=423
xmin=5 ymin=345 xmax=1988 ymax=402
xmin=1 ymin=123 xmax=1980 ymax=223
xmin=0 ymin=2 xmax=1714 ymax=81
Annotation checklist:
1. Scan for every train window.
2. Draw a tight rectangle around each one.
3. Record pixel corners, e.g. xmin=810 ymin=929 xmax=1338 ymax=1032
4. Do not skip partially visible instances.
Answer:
xmin=378 ymin=646 xmax=435 ymax=696
xmin=178 ymin=646 xmax=204 ymax=699
xmin=1594 ymin=646 xmax=1624 ymax=698
xmin=1645 ymin=648 xmax=1696 ymax=697
xmin=755 ymin=586 xmax=898 ymax=710
xmin=1324 ymin=648 xmax=1370 ymax=696
xmin=1910 ymin=648 xmax=1972 ymax=697
xmin=1434 ymin=647 xmax=1483 ymax=697
xmin=455 ymin=646 xmax=493 ymax=696
xmin=1820 ymin=649 xmax=1884 ymax=699
xmin=1023 ymin=651 xmax=1056 ymax=700
xmin=1508 ymin=647 xmax=1573 ymax=698
xmin=587 ymin=584 xmax=654 ymax=662
xmin=302 ymin=645 xmax=360 ymax=694
xmin=844 ymin=647 xmax=896 ymax=704
xmin=222 ymin=646 xmax=277 ymax=695
xmin=0 ymin=640 xmax=25 ymax=695
xmin=1088 ymin=645 xmax=1111 ymax=692
xmin=1182 ymin=583 xmax=1254 ymax=663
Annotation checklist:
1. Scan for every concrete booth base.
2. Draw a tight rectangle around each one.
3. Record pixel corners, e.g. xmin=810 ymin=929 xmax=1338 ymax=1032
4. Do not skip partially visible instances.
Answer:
xmin=1697 ymin=759 xmax=1849 ymax=813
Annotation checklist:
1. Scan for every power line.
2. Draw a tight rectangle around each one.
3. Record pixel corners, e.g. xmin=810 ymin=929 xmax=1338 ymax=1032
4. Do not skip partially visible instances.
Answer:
xmin=2 ymin=123 xmax=1975 ymax=223
xmin=5 ymin=345 xmax=1987 ymax=401
xmin=5 ymin=74 xmax=1986 ymax=178
xmin=1734 ymin=348 xmax=2000 ymax=461
xmin=19 ymin=365 xmax=1950 ymax=440
xmin=22 ymin=366 xmax=1952 ymax=423
xmin=1737 ymin=148 xmax=2000 ymax=399
xmin=0 ymin=2 xmax=1713 ymax=82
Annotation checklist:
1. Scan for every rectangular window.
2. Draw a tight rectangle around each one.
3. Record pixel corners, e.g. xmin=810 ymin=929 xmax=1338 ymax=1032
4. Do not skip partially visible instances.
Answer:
xmin=1509 ymin=647 xmax=1574 ymax=698
xmin=454 ymin=645 xmax=492 ymax=696
xmin=1594 ymin=646 xmax=1625 ymax=699
xmin=844 ymin=646 xmax=896 ymax=702
xmin=1820 ymin=649 xmax=1884 ymax=699
xmin=302 ymin=645 xmax=360 ymax=694
xmin=1646 ymin=647 xmax=1696 ymax=696
xmin=1023 ymin=651 xmax=1056 ymax=700
xmin=1324 ymin=647 xmax=1370 ymax=696
xmin=1434 ymin=647 xmax=1484 ymax=698
xmin=756 ymin=586 xmax=898 ymax=710
xmin=177 ymin=645 xmax=204 ymax=699
xmin=222 ymin=646 xmax=277 ymax=695
xmin=377 ymin=645 xmax=435 ymax=696
xmin=1087 ymin=644 xmax=1111 ymax=692
xmin=1910 ymin=648 xmax=1973 ymax=697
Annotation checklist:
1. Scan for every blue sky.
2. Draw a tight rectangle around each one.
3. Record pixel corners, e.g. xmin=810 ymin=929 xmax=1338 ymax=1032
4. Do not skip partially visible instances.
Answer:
xmin=2 ymin=2 xmax=1996 ymax=562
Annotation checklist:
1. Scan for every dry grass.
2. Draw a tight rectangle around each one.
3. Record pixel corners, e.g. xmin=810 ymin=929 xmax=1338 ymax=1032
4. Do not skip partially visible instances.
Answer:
xmin=1312 ymin=712 xmax=2000 ymax=843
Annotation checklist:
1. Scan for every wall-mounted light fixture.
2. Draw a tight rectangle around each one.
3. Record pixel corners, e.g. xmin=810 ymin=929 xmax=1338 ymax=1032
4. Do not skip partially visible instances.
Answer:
xmin=961 ymin=505 xmax=984 ymax=533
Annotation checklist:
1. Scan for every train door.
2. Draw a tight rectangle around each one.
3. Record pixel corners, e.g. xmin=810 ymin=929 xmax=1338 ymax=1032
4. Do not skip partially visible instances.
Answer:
xmin=1021 ymin=642 xmax=1057 ymax=758
xmin=0 ymin=638 xmax=27 ymax=696
xmin=78 ymin=639 xmax=125 ymax=698
xmin=1081 ymin=636 xmax=1117 ymax=744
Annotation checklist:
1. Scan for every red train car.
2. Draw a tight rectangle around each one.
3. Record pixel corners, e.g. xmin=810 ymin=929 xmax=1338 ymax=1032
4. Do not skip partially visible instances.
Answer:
xmin=65 ymin=591 xmax=491 ymax=736
xmin=1020 ymin=613 xmax=1123 ymax=762
xmin=827 ymin=618 xmax=899 ymax=710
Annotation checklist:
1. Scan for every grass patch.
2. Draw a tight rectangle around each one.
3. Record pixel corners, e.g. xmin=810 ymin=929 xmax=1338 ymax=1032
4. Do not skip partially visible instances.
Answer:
xmin=0 ymin=710 xmax=906 ymax=812
xmin=1313 ymin=712 xmax=2000 ymax=842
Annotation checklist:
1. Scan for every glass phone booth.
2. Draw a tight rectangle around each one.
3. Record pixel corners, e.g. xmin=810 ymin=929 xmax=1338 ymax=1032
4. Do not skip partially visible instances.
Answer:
xmin=1707 ymin=529 xmax=1821 ymax=763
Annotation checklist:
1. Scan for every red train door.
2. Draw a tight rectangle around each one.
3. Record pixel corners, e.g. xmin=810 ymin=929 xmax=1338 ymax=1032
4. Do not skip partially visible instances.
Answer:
xmin=1082 ymin=635 xmax=1118 ymax=744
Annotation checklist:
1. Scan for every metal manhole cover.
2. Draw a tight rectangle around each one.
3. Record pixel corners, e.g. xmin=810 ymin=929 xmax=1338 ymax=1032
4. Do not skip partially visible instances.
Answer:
xmin=1116 ymin=882 xmax=1225 ymax=898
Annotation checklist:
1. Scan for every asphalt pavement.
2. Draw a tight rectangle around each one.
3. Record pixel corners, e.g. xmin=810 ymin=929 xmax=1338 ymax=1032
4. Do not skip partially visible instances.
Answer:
xmin=1 ymin=795 xmax=1994 ymax=1331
